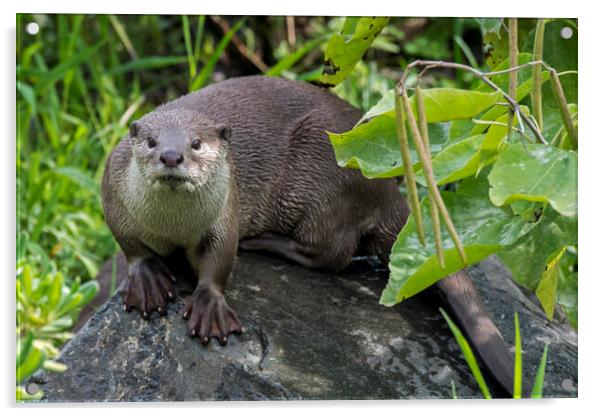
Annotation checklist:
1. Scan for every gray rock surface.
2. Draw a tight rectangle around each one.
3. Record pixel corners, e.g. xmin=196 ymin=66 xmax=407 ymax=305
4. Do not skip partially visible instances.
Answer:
xmin=33 ymin=252 xmax=577 ymax=401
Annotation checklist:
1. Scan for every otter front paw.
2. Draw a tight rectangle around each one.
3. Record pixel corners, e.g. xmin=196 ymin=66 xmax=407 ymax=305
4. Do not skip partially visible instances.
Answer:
xmin=121 ymin=257 xmax=176 ymax=319
xmin=182 ymin=287 xmax=242 ymax=346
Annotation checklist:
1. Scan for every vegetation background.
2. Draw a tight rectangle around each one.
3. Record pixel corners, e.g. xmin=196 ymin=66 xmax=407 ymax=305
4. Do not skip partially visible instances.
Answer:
xmin=16 ymin=14 xmax=577 ymax=399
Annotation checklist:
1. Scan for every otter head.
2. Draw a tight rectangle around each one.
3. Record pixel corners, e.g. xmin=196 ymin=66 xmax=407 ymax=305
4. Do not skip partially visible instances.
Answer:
xmin=128 ymin=109 xmax=231 ymax=191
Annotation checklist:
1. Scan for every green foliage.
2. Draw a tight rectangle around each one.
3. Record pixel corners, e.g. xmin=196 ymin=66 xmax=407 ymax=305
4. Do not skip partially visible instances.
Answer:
xmin=381 ymin=192 xmax=534 ymax=305
xmin=488 ymin=144 xmax=577 ymax=216
xmin=16 ymin=262 xmax=98 ymax=400
xmin=16 ymin=13 xmax=342 ymax=400
xmin=320 ymin=17 xmax=389 ymax=86
xmin=325 ymin=17 xmax=578 ymax=327
xmin=329 ymin=88 xmax=501 ymax=179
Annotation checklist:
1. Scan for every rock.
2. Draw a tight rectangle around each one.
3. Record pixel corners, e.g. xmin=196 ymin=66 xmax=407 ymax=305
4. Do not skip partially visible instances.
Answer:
xmin=32 ymin=252 xmax=577 ymax=401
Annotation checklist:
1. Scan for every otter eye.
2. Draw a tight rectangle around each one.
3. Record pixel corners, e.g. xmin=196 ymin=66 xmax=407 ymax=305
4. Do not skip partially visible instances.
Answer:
xmin=191 ymin=139 xmax=201 ymax=150
xmin=147 ymin=137 xmax=157 ymax=149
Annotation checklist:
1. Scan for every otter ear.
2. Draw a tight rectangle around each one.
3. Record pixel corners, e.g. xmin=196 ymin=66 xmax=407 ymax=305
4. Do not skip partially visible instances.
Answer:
xmin=129 ymin=121 xmax=139 ymax=137
xmin=217 ymin=124 xmax=231 ymax=141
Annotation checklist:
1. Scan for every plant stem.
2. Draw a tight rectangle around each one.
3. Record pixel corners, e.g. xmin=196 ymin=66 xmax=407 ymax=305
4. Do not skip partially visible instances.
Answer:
xmin=394 ymin=87 xmax=425 ymax=245
xmin=508 ymin=18 xmax=518 ymax=143
xmin=416 ymin=83 xmax=445 ymax=268
xmin=398 ymin=59 xmax=549 ymax=145
xmin=400 ymin=89 xmax=467 ymax=266
xmin=532 ymin=19 xmax=546 ymax=131
xmin=550 ymin=69 xmax=578 ymax=148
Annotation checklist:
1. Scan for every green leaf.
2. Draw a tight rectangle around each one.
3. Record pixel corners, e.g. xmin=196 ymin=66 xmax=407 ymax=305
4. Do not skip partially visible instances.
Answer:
xmin=535 ymin=247 xmax=565 ymax=320
xmin=320 ymin=17 xmax=389 ymax=86
xmin=488 ymin=144 xmax=577 ymax=217
xmin=359 ymin=88 xmax=503 ymax=125
xmin=39 ymin=316 xmax=74 ymax=334
xmin=77 ymin=280 xmax=100 ymax=306
xmin=328 ymin=116 xmax=448 ymax=179
xmin=55 ymin=292 xmax=83 ymax=317
xmin=17 ymin=81 xmax=37 ymax=115
xmin=497 ymin=207 xmax=576 ymax=291
xmin=416 ymin=134 xmax=485 ymax=185
xmin=557 ymin=246 xmax=578 ymax=328
xmin=440 ymin=308 xmax=491 ymax=399
xmin=331 ymin=88 xmax=501 ymax=179
xmin=43 ymin=359 xmax=67 ymax=373
xmin=530 ymin=344 xmax=549 ymax=398
xmin=381 ymin=192 xmax=534 ymax=305
xmin=16 ymin=341 xmax=46 ymax=383
xmin=17 ymin=332 xmax=34 ymax=368
xmin=47 ymin=272 xmax=63 ymax=310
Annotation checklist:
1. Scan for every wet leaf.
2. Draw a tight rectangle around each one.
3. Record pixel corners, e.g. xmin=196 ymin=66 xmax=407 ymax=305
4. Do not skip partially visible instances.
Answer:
xmin=488 ymin=144 xmax=577 ymax=217
xmin=536 ymin=247 xmax=565 ymax=320
xmin=416 ymin=134 xmax=485 ymax=185
xmin=381 ymin=192 xmax=534 ymax=305
xmin=328 ymin=117 xmax=448 ymax=179
xmin=497 ymin=207 xmax=576 ymax=291
xmin=358 ymin=88 xmax=502 ymax=125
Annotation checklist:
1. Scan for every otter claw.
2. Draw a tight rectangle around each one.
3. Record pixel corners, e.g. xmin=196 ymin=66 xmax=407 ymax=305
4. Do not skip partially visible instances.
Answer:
xmin=183 ymin=288 xmax=242 ymax=346
xmin=121 ymin=257 xmax=176 ymax=320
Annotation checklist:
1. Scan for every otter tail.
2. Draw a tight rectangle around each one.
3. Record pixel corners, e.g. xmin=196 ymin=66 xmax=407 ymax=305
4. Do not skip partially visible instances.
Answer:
xmin=436 ymin=269 xmax=514 ymax=396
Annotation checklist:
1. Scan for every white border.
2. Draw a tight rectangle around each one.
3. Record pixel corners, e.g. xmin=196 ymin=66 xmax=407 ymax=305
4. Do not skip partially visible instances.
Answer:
xmin=3 ymin=1 xmax=599 ymax=415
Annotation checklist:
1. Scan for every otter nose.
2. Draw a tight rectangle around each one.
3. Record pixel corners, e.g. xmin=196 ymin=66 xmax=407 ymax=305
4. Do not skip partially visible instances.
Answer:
xmin=160 ymin=150 xmax=184 ymax=168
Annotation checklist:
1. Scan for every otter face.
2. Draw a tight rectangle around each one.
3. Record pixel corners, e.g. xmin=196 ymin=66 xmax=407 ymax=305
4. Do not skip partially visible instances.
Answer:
xmin=128 ymin=110 xmax=231 ymax=191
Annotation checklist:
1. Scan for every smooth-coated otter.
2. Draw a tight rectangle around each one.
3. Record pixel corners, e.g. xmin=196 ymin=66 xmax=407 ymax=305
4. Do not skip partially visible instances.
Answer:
xmin=101 ymin=76 xmax=513 ymax=393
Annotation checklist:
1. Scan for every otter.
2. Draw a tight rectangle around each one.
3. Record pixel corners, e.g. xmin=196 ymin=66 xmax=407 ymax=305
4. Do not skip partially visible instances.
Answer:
xmin=101 ymin=76 xmax=513 ymax=394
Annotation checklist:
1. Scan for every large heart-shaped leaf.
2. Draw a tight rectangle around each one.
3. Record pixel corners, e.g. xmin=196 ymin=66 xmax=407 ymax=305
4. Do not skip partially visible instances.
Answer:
xmin=488 ymin=143 xmax=577 ymax=217
xmin=328 ymin=118 xmax=449 ymax=179
xmin=358 ymin=88 xmax=502 ymax=125
xmin=330 ymin=88 xmax=501 ymax=179
xmin=381 ymin=191 xmax=535 ymax=306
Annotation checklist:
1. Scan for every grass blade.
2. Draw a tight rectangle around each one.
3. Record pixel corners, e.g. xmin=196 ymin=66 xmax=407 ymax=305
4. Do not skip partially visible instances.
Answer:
xmin=265 ymin=35 xmax=327 ymax=76
xmin=440 ymin=308 xmax=491 ymax=399
xmin=106 ymin=56 xmax=188 ymax=76
xmin=190 ymin=17 xmax=247 ymax=91
xmin=514 ymin=312 xmax=522 ymax=398
xmin=530 ymin=344 xmax=549 ymax=398
xmin=182 ymin=15 xmax=196 ymax=79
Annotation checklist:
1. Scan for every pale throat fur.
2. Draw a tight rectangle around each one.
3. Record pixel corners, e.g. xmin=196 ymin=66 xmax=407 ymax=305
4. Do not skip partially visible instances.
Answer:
xmin=120 ymin=146 xmax=232 ymax=256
